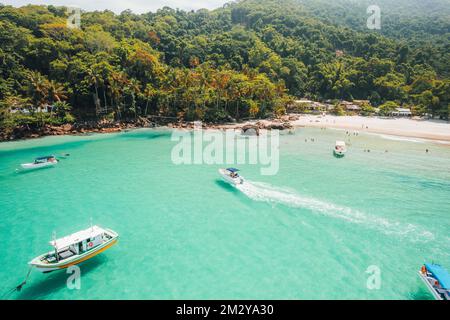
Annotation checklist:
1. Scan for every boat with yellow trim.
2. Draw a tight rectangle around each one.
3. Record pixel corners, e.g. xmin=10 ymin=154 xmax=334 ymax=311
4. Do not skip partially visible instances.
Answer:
xmin=29 ymin=225 xmax=118 ymax=273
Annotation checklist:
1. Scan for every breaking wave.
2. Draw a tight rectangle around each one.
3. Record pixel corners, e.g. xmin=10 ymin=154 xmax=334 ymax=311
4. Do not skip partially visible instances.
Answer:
xmin=236 ymin=181 xmax=434 ymax=241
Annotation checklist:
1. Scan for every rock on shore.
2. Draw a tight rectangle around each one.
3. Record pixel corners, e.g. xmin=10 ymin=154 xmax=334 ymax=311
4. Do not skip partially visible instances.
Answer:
xmin=0 ymin=117 xmax=155 ymax=141
xmin=1 ymin=116 xmax=297 ymax=141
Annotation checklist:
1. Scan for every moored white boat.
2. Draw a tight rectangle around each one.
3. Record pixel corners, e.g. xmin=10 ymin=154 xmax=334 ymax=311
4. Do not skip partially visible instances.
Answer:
xmin=333 ymin=141 xmax=347 ymax=157
xmin=418 ymin=263 xmax=450 ymax=300
xmin=29 ymin=225 xmax=118 ymax=273
xmin=21 ymin=156 xmax=58 ymax=170
xmin=219 ymin=168 xmax=244 ymax=186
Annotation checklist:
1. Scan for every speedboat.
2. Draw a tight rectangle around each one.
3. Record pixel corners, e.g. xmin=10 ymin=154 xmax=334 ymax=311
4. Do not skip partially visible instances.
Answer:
xmin=219 ymin=168 xmax=244 ymax=186
xmin=333 ymin=141 xmax=347 ymax=157
xmin=29 ymin=225 xmax=118 ymax=273
xmin=418 ymin=263 xmax=450 ymax=300
xmin=21 ymin=156 xmax=58 ymax=170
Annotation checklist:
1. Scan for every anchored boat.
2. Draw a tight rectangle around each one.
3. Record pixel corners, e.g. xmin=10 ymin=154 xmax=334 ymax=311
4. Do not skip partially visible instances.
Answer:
xmin=219 ymin=168 xmax=244 ymax=186
xmin=21 ymin=155 xmax=58 ymax=170
xmin=333 ymin=141 xmax=347 ymax=158
xmin=29 ymin=225 xmax=118 ymax=273
xmin=418 ymin=263 xmax=450 ymax=300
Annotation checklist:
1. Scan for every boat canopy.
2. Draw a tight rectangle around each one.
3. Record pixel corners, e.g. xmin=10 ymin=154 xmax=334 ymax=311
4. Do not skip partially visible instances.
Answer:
xmin=226 ymin=168 xmax=240 ymax=173
xmin=425 ymin=263 xmax=450 ymax=289
xmin=35 ymin=155 xmax=55 ymax=160
xmin=335 ymin=141 xmax=346 ymax=147
xmin=50 ymin=225 xmax=107 ymax=249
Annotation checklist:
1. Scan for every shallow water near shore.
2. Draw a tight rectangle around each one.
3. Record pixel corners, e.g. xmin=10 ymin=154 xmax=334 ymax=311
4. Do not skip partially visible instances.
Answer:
xmin=0 ymin=127 xmax=449 ymax=300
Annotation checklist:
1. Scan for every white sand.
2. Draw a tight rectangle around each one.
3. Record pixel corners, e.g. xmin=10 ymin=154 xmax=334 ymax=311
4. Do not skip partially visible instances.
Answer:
xmin=291 ymin=115 xmax=450 ymax=143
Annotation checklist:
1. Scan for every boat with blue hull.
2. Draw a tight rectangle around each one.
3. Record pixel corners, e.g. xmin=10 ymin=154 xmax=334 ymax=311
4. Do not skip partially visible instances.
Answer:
xmin=418 ymin=263 xmax=450 ymax=300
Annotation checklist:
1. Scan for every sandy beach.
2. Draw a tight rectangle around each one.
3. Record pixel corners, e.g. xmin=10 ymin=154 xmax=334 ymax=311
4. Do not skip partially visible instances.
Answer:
xmin=291 ymin=115 xmax=450 ymax=143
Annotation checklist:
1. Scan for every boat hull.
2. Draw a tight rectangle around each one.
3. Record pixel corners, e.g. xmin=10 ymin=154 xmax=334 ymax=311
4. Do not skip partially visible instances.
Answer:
xmin=20 ymin=161 xmax=57 ymax=170
xmin=219 ymin=169 xmax=244 ymax=186
xmin=30 ymin=233 xmax=118 ymax=273
xmin=333 ymin=150 xmax=346 ymax=158
xmin=418 ymin=271 xmax=445 ymax=300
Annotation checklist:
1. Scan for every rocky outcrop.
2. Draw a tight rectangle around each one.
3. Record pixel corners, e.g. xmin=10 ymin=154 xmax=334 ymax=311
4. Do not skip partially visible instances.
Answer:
xmin=241 ymin=124 xmax=260 ymax=136
xmin=0 ymin=116 xmax=296 ymax=141
xmin=254 ymin=120 xmax=293 ymax=130
xmin=265 ymin=122 xmax=293 ymax=130
xmin=0 ymin=117 xmax=160 ymax=141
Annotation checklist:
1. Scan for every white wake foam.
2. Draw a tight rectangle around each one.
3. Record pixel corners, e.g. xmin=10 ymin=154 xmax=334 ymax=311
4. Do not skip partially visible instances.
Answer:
xmin=364 ymin=132 xmax=429 ymax=144
xmin=236 ymin=181 xmax=434 ymax=241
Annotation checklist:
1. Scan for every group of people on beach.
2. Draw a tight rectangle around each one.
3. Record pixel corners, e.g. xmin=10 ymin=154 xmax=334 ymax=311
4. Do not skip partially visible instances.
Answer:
xmin=299 ymin=121 xmax=433 ymax=154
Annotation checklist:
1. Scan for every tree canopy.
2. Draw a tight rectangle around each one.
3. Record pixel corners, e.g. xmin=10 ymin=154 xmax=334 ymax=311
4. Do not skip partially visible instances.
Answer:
xmin=0 ymin=0 xmax=449 ymax=136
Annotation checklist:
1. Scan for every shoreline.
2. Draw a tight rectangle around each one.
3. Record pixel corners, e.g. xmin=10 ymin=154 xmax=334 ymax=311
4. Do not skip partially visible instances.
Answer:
xmin=290 ymin=115 xmax=450 ymax=144
xmin=1 ymin=115 xmax=450 ymax=145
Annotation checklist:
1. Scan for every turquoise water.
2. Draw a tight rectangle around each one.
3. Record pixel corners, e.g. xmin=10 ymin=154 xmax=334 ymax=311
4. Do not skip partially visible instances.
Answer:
xmin=0 ymin=128 xmax=449 ymax=300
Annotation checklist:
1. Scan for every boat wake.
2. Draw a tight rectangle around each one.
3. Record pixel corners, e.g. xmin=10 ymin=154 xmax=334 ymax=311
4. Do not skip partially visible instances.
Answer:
xmin=236 ymin=181 xmax=434 ymax=241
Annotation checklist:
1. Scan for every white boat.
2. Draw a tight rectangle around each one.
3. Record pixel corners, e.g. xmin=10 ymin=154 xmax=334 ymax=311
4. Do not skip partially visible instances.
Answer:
xmin=219 ymin=168 xmax=244 ymax=186
xmin=29 ymin=225 xmax=118 ymax=273
xmin=333 ymin=141 xmax=347 ymax=157
xmin=418 ymin=263 xmax=450 ymax=300
xmin=21 ymin=156 xmax=58 ymax=170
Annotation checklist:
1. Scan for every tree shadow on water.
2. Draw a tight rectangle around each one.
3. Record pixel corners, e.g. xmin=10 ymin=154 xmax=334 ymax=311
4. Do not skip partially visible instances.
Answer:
xmin=13 ymin=255 xmax=107 ymax=300
xmin=120 ymin=131 xmax=172 ymax=140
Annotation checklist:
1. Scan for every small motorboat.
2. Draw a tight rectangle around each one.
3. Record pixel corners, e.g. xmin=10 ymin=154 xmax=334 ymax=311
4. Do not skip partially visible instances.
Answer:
xmin=20 ymin=155 xmax=58 ymax=170
xmin=29 ymin=225 xmax=118 ymax=273
xmin=219 ymin=168 xmax=244 ymax=186
xmin=333 ymin=141 xmax=347 ymax=158
xmin=418 ymin=263 xmax=450 ymax=300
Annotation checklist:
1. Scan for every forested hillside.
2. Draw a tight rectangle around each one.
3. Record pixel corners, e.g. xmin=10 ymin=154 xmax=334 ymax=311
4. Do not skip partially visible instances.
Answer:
xmin=1 ymin=0 xmax=449 ymax=137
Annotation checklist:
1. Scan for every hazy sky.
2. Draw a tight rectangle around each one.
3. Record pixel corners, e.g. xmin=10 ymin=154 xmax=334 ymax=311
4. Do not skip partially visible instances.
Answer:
xmin=1 ymin=0 xmax=229 ymax=13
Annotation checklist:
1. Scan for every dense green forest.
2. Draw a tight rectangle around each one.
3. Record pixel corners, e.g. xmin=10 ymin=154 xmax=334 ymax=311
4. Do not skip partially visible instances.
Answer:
xmin=0 ymin=0 xmax=449 ymax=137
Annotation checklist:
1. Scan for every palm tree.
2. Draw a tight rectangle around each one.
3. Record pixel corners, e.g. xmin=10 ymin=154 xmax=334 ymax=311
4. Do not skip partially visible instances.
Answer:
xmin=47 ymin=80 xmax=67 ymax=116
xmin=48 ymin=80 xmax=67 ymax=103
xmin=27 ymin=71 xmax=49 ymax=111
xmin=27 ymin=71 xmax=51 ymax=126
xmin=143 ymin=84 xmax=157 ymax=116
xmin=53 ymin=101 xmax=71 ymax=118
xmin=126 ymin=79 xmax=141 ymax=119
xmin=108 ymin=72 xmax=128 ymax=120
xmin=86 ymin=68 xmax=101 ymax=114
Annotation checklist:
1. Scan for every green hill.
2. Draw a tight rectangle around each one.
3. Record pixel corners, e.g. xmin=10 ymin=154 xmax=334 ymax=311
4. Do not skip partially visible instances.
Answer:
xmin=0 ymin=0 xmax=449 ymax=137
